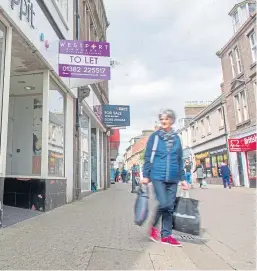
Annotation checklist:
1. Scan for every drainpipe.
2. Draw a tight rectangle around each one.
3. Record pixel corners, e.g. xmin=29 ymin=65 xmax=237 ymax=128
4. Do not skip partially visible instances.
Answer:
xmin=222 ymin=102 xmax=230 ymax=166
xmin=75 ymin=0 xmax=81 ymax=199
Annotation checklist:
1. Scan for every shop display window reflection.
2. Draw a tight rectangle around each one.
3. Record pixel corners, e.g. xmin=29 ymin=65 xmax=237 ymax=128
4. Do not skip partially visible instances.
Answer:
xmin=48 ymin=79 xmax=65 ymax=177
xmin=80 ymin=113 xmax=90 ymax=191
xmin=205 ymin=157 xmax=212 ymax=178
xmin=247 ymin=151 xmax=256 ymax=179
xmin=0 ymin=21 xmax=6 ymax=149
xmin=211 ymin=156 xmax=218 ymax=177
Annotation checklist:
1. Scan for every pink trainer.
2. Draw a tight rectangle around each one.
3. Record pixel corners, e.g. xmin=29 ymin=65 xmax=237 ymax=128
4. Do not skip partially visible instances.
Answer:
xmin=161 ymin=235 xmax=182 ymax=247
xmin=149 ymin=227 xmax=160 ymax=243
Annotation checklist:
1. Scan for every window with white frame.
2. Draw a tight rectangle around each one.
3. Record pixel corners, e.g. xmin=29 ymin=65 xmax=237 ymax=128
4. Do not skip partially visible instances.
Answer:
xmin=191 ymin=125 xmax=195 ymax=141
xmin=249 ymin=31 xmax=256 ymax=62
xmin=248 ymin=2 xmax=256 ymax=15
xmin=201 ymin=119 xmax=205 ymax=136
xmin=55 ymin=0 xmax=68 ymax=21
xmin=206 ymin=116 xmax=211 ymax=134
xmin=218 ymin=108 xmax=225 ymax=128
xmin=234 ymin=91 xmax=249 ymax=124
xmin=185 ymin=129 xmax=188 ymax=146
xmin=234 ymin=47 xmax=242 ymax=74
xmin=232 ymin=12 xmax=240 ymax=32
xmin=240 ymin=91 xmax=249 ymax=121
xmin=234 ymin=94 xmax=242 ymax=123
xmin=229 ymin=52 xmax=236 ymax=78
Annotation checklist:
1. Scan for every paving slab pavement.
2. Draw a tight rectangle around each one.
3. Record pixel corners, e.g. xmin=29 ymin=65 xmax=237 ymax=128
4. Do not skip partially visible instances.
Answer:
xmin=0 ymin=183 xmax=255 ymax=270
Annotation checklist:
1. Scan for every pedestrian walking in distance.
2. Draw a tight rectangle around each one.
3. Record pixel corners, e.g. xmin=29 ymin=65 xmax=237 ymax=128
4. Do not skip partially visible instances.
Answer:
xmin=121 ymin=168 xmax=127 ymax=183
xmin=141 ymin=109 xmax=188 ymax=247
xmin=193 ymin=161 xmax=205 ymax=188
xmin=220 ymin=162 xmax=231 ymax=189
xmin=184 ymin=160 xmax=192 ymax=186
xmin=115 ymin=168 xmax=120 ymax=183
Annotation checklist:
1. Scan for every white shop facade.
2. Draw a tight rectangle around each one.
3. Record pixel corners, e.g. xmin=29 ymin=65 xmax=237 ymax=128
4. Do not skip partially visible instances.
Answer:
xmin=0 ymin=0 xmax=108 ymax=227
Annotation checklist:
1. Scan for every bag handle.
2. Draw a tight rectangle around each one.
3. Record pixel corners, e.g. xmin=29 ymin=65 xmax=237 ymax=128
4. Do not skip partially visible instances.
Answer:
xmin=180 ymin=189 xmax=190 ymax=198
xmin=150 ymin=135 xmax=159 ymax=164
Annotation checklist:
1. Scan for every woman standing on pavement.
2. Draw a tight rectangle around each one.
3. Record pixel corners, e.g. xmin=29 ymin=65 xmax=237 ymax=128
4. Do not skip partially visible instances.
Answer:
xmin=193 ymin=161 xmax=205 ymax=188
xmin=141 ymin=109 xmax=188 ymax=247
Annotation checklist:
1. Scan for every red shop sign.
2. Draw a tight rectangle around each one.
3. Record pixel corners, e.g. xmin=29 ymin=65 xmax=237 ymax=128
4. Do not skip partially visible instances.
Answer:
xmin=228 ymin=134 xmax=257 ymax=152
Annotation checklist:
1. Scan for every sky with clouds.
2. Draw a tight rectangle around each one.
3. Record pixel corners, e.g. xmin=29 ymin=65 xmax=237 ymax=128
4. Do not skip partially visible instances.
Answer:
xmin=105 ymin=0 xmax=239 ymax=161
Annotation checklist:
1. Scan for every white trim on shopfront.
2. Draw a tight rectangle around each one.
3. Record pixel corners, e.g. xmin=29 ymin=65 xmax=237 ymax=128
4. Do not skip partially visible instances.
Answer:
xmin=0 ymin=17 xmax=12 ymax=176
xmin=65 ymin=94 xmax=74 ymax=202
xmin=96 ymin=128 xmax=100 ymax=189
xmin=81 ymin=100 xmax=106 ymax=132
xmin=88 ymin=117 xmax=92 ymax=191
xmin=41 ymin=70 xmax=50 ymax=178
xmin=101 ymin=132 xmax=104 ymax=189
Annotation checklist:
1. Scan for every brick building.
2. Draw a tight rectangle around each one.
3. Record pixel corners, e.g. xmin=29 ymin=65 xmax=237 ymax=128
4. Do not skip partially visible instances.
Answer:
xmin=178 ymin=97 xmax=228 ymax=182
xmin=124 ymin=130 xmax=153 ymax=172
xmin=217 ymin=0 xmax=256 ymax=188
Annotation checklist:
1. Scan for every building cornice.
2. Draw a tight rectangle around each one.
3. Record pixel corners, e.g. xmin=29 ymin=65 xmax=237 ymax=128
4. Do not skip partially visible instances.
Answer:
xmin=217 ymin=13 xmax=256 ymax=57
xmin=228 ymin=0 xmax=248 ymax=15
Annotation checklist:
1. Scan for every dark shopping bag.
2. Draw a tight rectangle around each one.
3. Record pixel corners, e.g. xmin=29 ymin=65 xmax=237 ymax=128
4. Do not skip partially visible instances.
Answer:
xmin=173 ymin=190 xmax=200 ymax=236
xmin=135 ymin=177 xmax=140 ymax=186
xmin=134 ymin=184 xmax=149 ymax=226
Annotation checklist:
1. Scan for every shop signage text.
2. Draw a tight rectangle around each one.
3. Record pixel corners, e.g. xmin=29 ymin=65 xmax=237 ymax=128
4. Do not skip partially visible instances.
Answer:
xmin=209 ymin=146 xmax=227 ymax=155
xmin=195 ymin=151 xmax=209 ymax=160
xmin=58 ymin=40 xmax=110 ymax=80
xmin=228 ymin=134 xmax=257 ymax=152
xmin=11 ymin=0 xmax=35 ymax=29
xmin=102 ymin=105 xmax=130 ymax=127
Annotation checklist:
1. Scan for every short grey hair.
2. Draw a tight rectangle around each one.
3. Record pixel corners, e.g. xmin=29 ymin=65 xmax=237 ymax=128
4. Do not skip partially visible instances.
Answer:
xmin=158 ymin=109 xmax=176 ymax=121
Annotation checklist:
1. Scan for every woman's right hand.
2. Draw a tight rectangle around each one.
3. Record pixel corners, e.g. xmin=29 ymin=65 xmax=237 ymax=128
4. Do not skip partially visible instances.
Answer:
xmin=140 ymin=178 xmax=150 ymax=184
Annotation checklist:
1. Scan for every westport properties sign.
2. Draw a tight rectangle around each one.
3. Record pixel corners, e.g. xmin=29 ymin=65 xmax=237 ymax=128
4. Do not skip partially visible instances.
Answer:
xmin=58 ymin=40 xmax=111 ymax=80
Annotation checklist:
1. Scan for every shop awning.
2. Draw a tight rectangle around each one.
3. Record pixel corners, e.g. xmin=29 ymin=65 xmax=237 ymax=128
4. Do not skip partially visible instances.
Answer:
xmin=109 ymin=129 xmax=120 ymax=150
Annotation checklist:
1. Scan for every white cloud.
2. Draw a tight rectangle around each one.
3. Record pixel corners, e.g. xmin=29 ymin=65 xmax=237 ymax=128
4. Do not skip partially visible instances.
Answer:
xmin=106 ymin=0 xmax=182 ymax=21
xmin=105 ymin=0 xmax=239 ymax=160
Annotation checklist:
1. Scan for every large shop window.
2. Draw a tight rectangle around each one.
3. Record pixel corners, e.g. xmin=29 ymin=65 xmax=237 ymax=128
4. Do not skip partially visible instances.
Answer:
xmin=247 ymin=151 xmax=256 ymax=179
xmin=0 ymin=21 xmax=7 ymax=149
xmin=80 ymin=113 xmax=90 ymax=191
xmin=48 ymin=79 xmax=65 ymax=177
xmin=7 ymin=73 xmax=43 ymax=176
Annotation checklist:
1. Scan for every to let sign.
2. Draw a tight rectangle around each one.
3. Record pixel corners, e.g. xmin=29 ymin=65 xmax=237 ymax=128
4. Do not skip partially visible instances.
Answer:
xmin=103 ymin=105 xmax=130 ymax=127
xmin=58 ymin=40 xmax=110 ymax=80
xmin=228 ymin=134 xmax=257 ymax=152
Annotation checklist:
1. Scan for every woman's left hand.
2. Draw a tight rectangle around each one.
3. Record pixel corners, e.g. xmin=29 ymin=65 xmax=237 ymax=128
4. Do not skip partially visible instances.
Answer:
xmin=181 ymin=180 xmax=189 ymax=190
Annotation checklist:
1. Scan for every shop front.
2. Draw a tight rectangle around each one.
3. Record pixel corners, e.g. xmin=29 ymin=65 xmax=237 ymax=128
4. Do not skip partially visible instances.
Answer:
xmin=0 ymin=0 xmax=76 ymax=227
xmin=194 ymin=151 xmax=211 ymax=178
xmin=209 ymin=145 xmax=228 ymax=177
xmin=194 ymin=145 xmax=229 ymax=179
xmin=228 ymin=133 xmax=256 ymax=188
